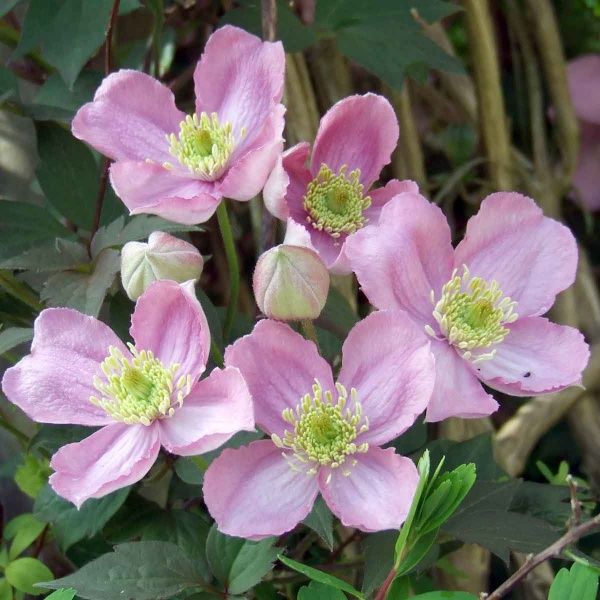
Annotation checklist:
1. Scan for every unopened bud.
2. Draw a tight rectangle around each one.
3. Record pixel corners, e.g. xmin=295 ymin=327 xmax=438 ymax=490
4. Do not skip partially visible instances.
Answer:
xmin=121 ymin=232 xmax=203 ymax=301
xmin=253 ymin=244 xmax=329 ymax=321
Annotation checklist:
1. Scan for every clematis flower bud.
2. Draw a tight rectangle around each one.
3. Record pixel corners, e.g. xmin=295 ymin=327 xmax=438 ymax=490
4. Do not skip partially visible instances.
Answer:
xmin=121 ymin=231 xmax=203 ymax=301
xmin=253 ymin=242 xmax=329 ymax=322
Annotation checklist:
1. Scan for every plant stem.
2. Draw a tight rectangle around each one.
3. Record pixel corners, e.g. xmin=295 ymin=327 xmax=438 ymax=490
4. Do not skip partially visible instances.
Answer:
xmin=0 ymin=416 xmax=29 ymax=447
xmin=0 ymin=271 xmax=42 ymax=311
xmin=210 ymin=340 xmax=225 ymax=368
xmin=483 ymin=514 xmax=600 ymax=599
xmin=374 ymin=566 xmax=397 ymax=600
xmin=216 ymin=201 xmax=240 ymax=342
xmin=301 ymin=319 xmax=320 ymax=352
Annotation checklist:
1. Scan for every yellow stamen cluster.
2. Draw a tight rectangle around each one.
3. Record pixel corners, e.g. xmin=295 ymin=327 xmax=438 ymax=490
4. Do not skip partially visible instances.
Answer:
xmin=303 ymin=164 xmax=371 ymax=242
xmin=425 ymin=265 xmax=518 ymax=363
xmin=90 ymin=344 xmax=192 ymax=426
xmin=164 ymin=112 xmax=241 ymax=180
xmin=272 ymin=380 xmax=369 ymax=481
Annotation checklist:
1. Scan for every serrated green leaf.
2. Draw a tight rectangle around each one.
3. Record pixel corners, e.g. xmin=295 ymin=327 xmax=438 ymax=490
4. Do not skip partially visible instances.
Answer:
xmin=41 ymin=248 xmax=120 ymax=317
xmin=0 ymin=327 xmax=33 ymax=355
xmin=34 ymin=484 xmax=129 ymax=552
xmin=41 ymin=541 xmax=206 ymax=599
xmin=35 ymin=121 xmax=100 ymax=229
xmin=298 ymin=581 xmax=347 ymax=599
xmin=510 ymin=481 xmax=571 ymax=527
xmin=0 ymin=238 xmax=89 ymax=272
xmin=303 ymin=496 xmax=334 ymax=550
xmin=549 ymin=562 xmax=599 ymax=600
xmin=277 ymin=555 xmax=364 ymax=599
xmin=206 ymin=525 xmax=278 ymax=595
xmin=5 ymin=558 xmax=53 ymax=595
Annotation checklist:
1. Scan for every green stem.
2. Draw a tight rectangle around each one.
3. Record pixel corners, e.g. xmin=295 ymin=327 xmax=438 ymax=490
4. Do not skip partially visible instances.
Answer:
xmin=210 ymin=340 xmax=224 ymax=368
xmin=216 ymin=201 xmax=240 ymax=342
xmin=0 ymin=271 xmax=43 ymax=311
xmin=0 ymin=416 xmax=29 ymax=447
xmin=301 ymin=319 xmax=320 ymax=352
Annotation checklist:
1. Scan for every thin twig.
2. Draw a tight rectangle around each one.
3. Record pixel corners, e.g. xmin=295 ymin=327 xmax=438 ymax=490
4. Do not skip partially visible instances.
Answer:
xmin=482 ymin=514 xmax=600 ymax=599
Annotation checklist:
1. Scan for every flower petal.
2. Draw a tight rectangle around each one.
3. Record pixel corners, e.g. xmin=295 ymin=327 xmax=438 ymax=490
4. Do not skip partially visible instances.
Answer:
xmin=425 ymin=340 xmax=498 ymax=422
xmin=319 ymin=447 xmax=418 ymax=532
xmin=110 ymin=160 xmax=221 ymax=225
xmin=454 ymin=192 xmax=578 ymax=317
xmin=194 ymin=26 xmax=285 ymax=154
xmin=346 ymin=193 xmax=454 ymax=327
xmin=72 ymin=70 xmax=185 ymax=163
xmin=49 ymin=422 xmax=160 ymax=508
xmin=310 ymin=94 xmax=399 ymax=189
xmin=130 ymin=280 xmax=210 ymax=380
xmin=474 ymin=317 xmax=589 ymax=396
xmin=567 ymin=54 xmax=600 ymax=124
xmin=264 ymin=142 xmax=311 ymax=221
xmin=338 ymin=310 xmax=434 ymax=446
xmin=224 ymin=320 xmax=334 ymax=437
xmin=1 ymin=308 xmax=126 ymax=426
xmin=159 ymin=367 xmax=254 ymax=455
xmin=203 ymin=440 xmax=319 ymax=540
xmin=363 ymin=179 xmax=420 ymax=224
xmin=218 ymin=105 xmax=285 ymax=201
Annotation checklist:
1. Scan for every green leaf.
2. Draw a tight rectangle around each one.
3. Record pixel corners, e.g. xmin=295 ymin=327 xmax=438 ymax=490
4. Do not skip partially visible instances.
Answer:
xmin=0 ymin=0 xmax=22 ymax=18
xmin=34 ymin=484 xmax=129 ymax=552
xmin=196 ymin=288 xmax=223 ymax=355
xmin=298 ymin=581 xmax=347 ymax=599
xmin=0 ymin=201 xmax=71 ymax=265
xmin=277 ymin=555 xmax=364 ymax=599
xmin=206 ymin=525 xmax=278 ymax=595
xmin=396 ymin=528 xmax=439 ymax=577
xmin=35 ymin=121 xmax=100 ymax=229
xmin=0 ymin=578 xmax=12 ymax=600
xmin=362 ymin=531 xmax=396 ymax=596
xmin=0 ymin=65 xmax=19 ymax=103
xmin=41 ymin=541 xmax=207 ymax=599
xmin=45 ymin=590 xmax=77 ymax=600
xmin=141 ymin=511 xmax=211 ymax=582
xmin=317 ymin=287 xmax=359 ymax=340
xmin=303 ymin=496 xmax=334 ymax=550
xmin=0 ymin=327 xmax=33 ymax=355
xmin=0 ymin=238 xmax=89 ymax=272
xmin=14 ymin=454 xmax=51 ymax=499
xmin=388 ymin=416 xmax=427 ymax=456
xmin=549 ymin=562 xmax=599 ymax=600
xmin=173 ymin=455 xmax=207 ymax=485
xmin=5 ymin=513 xmax=46 ymax=560
xmin=410 ymin=593 xmax=478 ymax=599
xmin=510 ymin=481 xmax=572 ymax=527
xmin=41 ymin=248 xmax=120 ymax=317
xmin=5 ymin=557 xmax=53 ymax=595
xmin=29 ymin=424 xmax=94 ymax=455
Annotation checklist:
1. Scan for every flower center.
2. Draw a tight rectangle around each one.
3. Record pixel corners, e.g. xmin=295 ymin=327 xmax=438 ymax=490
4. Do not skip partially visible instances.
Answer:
xmin=425 ymin=265 xmax=518 ymax=363
xmin=272 ymin=380 xmax=369 ymax=480
xmin=164 ymin=112 xmax=242 ymax=181
xmin=90 ymin=344 xmax=192 ymax=426
xmin=303 ymin=164 xmax=371 ymax=241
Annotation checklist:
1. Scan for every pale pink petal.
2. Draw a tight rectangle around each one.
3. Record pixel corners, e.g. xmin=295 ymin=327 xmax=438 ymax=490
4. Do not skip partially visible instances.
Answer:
xmin=474 ymin=317 xmax=589 ymax=396
xmin=310 ymin=94 xmax=399 ymax=189
xmin=203 ymin=440 xmax=319 ymax=540
xmin=282 ymin=218 xmax=317 ymax=252
xmin=454 ymin=192 xmax=578 ymax=317
xmin=308 ymin=226 xmax=346 ymax=272
xmin=346 ymin=193 xmax=454 ymax=328
xmin=338 ymin=310 xmax=434 ymax=446
xmin=1 ymin=309 xmax=127 ymax=426
xmin=363 ymin=179 xmax=420 ymax=224
xmin=573 ymin=123 xmax=600 ymax=211
xmin=567 ymin=55 xmax=600 ymax=124
xmin=425 ymin=340 xmax=498 ymax=422
xmin=218 ymin=105 xmax=285 ymax=201
xmin=224 ymin=320 xmax=334 ymax=437
xmin=72 ymin=70 xmax=185 ymax=164
xmin=110 ymin=161 xmax=221 ymax=225
xmin=194 ymin=26 xmax=285 ymax=154
xmin=131 ymin=280 xmax=210 ymax=379
xmin=159 ymin=367 xmax=254 ymax=456
xmin=319 ymin=447 xmax=418 ymax=532
xmin=263 ymin=142 xmax=311 ymax=221
xmin=49 ymin=423 xmax=160 ymax=508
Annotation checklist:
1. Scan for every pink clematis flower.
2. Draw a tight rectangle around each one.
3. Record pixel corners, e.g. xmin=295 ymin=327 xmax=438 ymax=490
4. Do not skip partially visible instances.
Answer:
xmin=567 ymin=54 xmax=600 ymax=211
xmin=72 ymin=25 xmax=285 ymax=225
xmin=203 ymin=310 xmax=435 ymax=539
xmin=264 ymin=93 xmax=414 ymax=274
xmin=1 ymin=280 xmax=254 ymax=507
xmin=346 ymin=191 xmax=590 ymax=422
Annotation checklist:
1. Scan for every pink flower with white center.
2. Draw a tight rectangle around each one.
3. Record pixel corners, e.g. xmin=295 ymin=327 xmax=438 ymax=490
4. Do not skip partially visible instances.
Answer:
xmin=72 ymin=25 xmax=285 ymax=225
xmin=263 ymin=93 xmax=413 ymax=274
xmin=1 ymin=280 xmax=254 ymax=507
xmin=346 ymin=191 xmax=590 ymax=422
xmin=203 ymin=310 xmax=435 ymax=539
xmin=566 ymin=54 xmax=600 ymax=210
